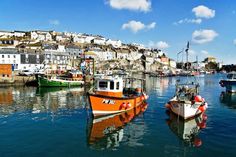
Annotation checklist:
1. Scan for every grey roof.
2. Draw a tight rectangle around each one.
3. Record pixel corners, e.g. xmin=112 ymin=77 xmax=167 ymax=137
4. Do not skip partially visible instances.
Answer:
xmin=0 ymin=48 xmax=19 ymax=54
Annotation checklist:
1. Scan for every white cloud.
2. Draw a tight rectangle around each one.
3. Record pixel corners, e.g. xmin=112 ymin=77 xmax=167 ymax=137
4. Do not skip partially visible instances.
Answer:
xmin=107 ymin=0 xmax=151 ymax=12
xmin=122 ymin=20 xmax=156 ymax=33
xmin=192 ymin=29 xmax=218 ymax=44
xmin=49 ymin=19 xmax=60 ymax=25
xmin=148 ymin=41 xmax=169 ymax=49
xmin=192 ymin=5 xmax=215 ymax=19
xmin=147 ymin=22 xmax=156 ymax=29
xmin=174 ymin=18 xmax=202 ymax=25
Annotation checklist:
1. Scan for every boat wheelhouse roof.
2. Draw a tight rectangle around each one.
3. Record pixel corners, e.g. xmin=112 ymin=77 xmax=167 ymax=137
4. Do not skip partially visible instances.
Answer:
xmin=96 ymin=75 xmax=123 ymax=81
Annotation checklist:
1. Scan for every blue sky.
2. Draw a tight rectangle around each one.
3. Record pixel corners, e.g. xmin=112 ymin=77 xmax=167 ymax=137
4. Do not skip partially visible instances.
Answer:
xmin=0 ymin=0 xmax=235 ymax=64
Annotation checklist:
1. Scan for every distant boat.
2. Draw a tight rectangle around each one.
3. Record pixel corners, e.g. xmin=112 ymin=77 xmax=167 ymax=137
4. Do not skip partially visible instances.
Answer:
xmin=165 ymin=81 xmax=208 ymax=119
xmin=38 ymin=76 xmax=84 ymax=87
xmin=219 ymin=72 xmax=236 ymax=93
xmin=166 ymin=111 xmax=207 ymax=147
xmin=88 ymin=75 xmax=148 ymax=117
xmin=87 ymin=103 xmax=147 ymax=149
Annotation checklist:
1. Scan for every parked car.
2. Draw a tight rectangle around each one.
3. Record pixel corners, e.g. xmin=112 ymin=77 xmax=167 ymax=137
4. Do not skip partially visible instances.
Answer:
xmin=18 ymin=70 xmax=35 ymax=76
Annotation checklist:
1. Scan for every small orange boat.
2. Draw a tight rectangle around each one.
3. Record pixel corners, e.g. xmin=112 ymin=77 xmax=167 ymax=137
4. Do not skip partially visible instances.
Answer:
xmin=87 ymin=103 xmax=148 ymax=148
xmin=88 ymin=76 xmax=148 ymax=117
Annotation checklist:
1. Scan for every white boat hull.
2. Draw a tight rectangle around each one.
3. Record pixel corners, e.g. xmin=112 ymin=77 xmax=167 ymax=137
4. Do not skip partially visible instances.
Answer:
xmin=167 ymin=97 xmax=207 ymax=119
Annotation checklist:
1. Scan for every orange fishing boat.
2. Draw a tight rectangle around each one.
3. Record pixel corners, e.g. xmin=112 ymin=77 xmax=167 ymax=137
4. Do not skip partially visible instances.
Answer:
xmin=87 ymin=103 xmax=148 ymax=148
xmin=88 ymin=76 xmax=148 ymax=117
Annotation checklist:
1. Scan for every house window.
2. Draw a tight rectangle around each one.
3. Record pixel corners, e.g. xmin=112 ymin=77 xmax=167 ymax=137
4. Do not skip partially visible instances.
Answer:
xmin=8 ymin=55 xmax=10 ymax=58
xmin=99 ymin=81 xmax=108 ymax=89
xmin=13 ymin=60 xmax=16 ymax=63
xmin=2 ymin=60 xmax=4 ymax=63
xmin=13 ymin=55 xmax=16 ymax=58
xmin=2 ymin=55 xmax=4 ymax=58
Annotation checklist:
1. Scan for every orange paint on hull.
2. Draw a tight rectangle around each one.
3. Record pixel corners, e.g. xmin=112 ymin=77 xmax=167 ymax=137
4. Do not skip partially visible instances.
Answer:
xmin=96 ymin=91 xmax=123 ymax=97
xmin=88 ymin=94 xmax=145 ymax=117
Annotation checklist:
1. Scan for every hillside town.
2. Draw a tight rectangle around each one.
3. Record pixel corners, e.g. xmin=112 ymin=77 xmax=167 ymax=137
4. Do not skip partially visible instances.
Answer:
xmin=0 ymin=29 xmax=222 ymax=84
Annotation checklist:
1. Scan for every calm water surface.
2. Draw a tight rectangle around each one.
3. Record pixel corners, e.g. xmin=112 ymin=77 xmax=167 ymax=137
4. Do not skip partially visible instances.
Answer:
xmin=0 ymin=74 xmax=236 ymax=157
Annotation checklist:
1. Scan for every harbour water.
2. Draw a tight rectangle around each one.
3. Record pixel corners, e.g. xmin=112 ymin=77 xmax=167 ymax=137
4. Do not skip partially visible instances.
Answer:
xmin=0 ymin=74 xmax=236 ymax=157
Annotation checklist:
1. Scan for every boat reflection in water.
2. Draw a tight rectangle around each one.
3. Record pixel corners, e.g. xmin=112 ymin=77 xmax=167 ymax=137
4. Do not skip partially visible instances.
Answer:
xmin=220 ymin=92 xmax=236 ymax=109
xmin=166 ymin=111 xmax=207 ymax=147
xmin=87 ymin=102 xmax=148 ymax=150
xmin=34 ymin=87 xmax=85 ymax=113
xmin=0 ymin=86 xmax=85 ymax=116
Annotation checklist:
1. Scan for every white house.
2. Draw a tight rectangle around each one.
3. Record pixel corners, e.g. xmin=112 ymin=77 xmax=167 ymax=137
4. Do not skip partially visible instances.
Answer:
xmin=13 ymin=31 xmax=26 ymax=37
xmin=92 ymin=37 xmax=106 ymax=45
xmin=131 ymin=43 xmax=146 ymax=50
xmin=55 ymin=33 xmax=70 ymax=42
xmin=93 ymin=49 xmax=116 ymax=61
xmin=106 ymin=39 xmax=122 ymax=48
xmin=169 ymin=59 xmax=176 ymax=68
xmin=0 ymin=31 xmax=13 ymax=38
xmin=84 ymin=36 xmax=95 ymax=43
xmin=30 ymin=31 xmax=52 ymax=41
xmin=127 ymin=50 xmax=142 ymax=61
xmin=116 ymin=49 xmax=130 ymax=60
xmin=73 ymin=35 xmax=86 ymax=43
xmin=44 ymin=44 xmax=66 ymax=52
xmin=30 ymin=31 xmax=38 ymax=40
xmin=0 ymin=49 xmax=21 ymax=70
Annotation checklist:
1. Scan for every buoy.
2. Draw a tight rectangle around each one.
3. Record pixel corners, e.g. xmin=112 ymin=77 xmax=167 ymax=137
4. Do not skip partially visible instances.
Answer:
xmin=194 ymin=95 xmax=203 ymax=102
xmin=165 ymin=103 xmax=171 ymax=109
xmin=198 ymin=105 xmax=206 ymax=112
xmin=141 ymin=95 xmax=145 ymax=101
xmin=193 ymin=138 xmax=202 ymax=147
xmin=197 ymin=121 xmax=206 ymax=129
xmin=203 ymin=114 xmax=208 ymax=121
xmin=126 ymin=103 xmax=132 ymax=109
xmin=120 ymin=102 xmax=126 ymax=110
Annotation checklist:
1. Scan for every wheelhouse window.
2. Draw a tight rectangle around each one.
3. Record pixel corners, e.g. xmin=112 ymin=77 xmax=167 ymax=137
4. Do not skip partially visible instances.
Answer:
xmin=110 ymin=81 xmax=114 ymax=90
xmin=116 ymin=82 xmax=119 ymax=90
xmin=227 ymin=74 xmax=236 ymax=79
xmin=99 ymin=81 xmax=108 ymax=89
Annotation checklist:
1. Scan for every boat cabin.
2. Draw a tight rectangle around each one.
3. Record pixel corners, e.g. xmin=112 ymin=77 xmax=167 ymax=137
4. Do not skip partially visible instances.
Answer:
xmin=95 ymin=76 xmax=123 ymax=97
xmin=94 ymin=76 xmax=145 ymax=98
xmin=227 ymin=73 xmax=236 ymax=79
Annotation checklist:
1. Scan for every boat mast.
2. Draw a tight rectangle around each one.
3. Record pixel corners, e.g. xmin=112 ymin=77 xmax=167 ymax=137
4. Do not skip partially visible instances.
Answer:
xmin=185 ymin=41 xmax=189 ymax=71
